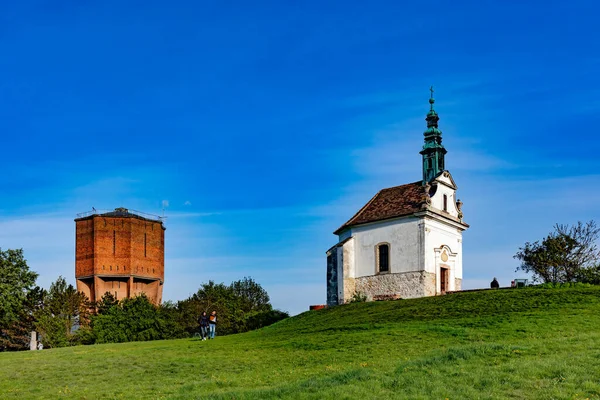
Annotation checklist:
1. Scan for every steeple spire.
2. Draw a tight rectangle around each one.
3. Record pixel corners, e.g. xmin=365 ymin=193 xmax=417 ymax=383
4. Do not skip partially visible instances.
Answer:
xmin=420 ymin=86 xmax=447 ymax=184
xmin=429 ymin=85 xmax=435 ymax=112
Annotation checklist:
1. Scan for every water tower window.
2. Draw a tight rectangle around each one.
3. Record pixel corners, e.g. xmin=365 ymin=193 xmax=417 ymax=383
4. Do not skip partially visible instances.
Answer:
xmin=116 ymin=265 xmax=119 ymax=271
xmin=110 ymin=265 xmax=112 ymax=271
xmin=144 ymin=233 xmax=147 ymax=257
xmin=113 ymin=230 xmax=116 ymax=255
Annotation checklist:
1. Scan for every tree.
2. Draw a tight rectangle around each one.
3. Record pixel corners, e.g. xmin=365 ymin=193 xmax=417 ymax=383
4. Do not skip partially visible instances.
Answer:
xmin=230 ymin=277 xmax=271 ymax=313
xmin=0 ymin=286 xmax=45 ymax=351
xmin=92 ymin=294 xmax=184 ymax=343
xmin=514 ymin=220 xmax=600 ymax=284
xmin=176 ymin=277 xmax=284 ymax=336
xmin=95 ymin=292 xmax=119 ymax=315
xmin=0 ymin=249 xmax=38 ymax=328
xmin=34 ymin=276 xmax=91 ymax=348
xmin=0 ymin=249 xmax=39 ymax=351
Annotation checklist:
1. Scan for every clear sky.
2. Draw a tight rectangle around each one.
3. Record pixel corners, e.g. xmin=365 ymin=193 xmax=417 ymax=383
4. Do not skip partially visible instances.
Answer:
xmin=1 ymin=1 xmax=599 ymax=315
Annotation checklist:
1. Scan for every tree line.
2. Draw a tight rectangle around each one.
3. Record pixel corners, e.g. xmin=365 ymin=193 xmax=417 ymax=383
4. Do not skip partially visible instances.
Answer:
xmin=0 ymin=249 xmax=288 ymax=351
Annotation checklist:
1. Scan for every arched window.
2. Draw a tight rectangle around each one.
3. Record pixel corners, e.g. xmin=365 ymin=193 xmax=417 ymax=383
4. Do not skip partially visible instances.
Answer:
xmin=376 ymin=243 xmax=390 ymax=273
xmin=443 ymin=194 xmax=448 ymax=212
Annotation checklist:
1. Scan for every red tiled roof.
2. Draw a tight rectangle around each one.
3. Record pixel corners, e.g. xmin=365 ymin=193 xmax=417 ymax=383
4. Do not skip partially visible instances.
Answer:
xmin=334 ymin=181 xmax=426 ymax=234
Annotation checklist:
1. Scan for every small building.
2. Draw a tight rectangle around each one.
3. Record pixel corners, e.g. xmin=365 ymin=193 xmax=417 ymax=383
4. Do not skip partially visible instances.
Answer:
xmin=75 ymin=207 xmax=165 ymax=304
xmin=326 ymin=89 xmax=469 ymax=305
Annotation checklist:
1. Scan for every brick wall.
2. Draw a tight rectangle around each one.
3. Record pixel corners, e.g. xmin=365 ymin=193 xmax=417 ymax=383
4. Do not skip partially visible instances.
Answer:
xmin=75 ymin=213 xmax=165 ymax=304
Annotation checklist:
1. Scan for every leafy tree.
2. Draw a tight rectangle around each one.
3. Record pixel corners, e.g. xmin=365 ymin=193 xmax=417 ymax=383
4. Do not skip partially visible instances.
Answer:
xmin=0 ymin=249 xmax=38 ymax=327
xmin=514 ymin=220 xmax=600 ymax=283
xmin=230 ymin=277 xmax=271 ymax=313
xmin=0 ymin=286 xmax=45 ymax=351
xmin=95 ymin=292 xmax=119 ymax=315
xmin=34 ymin=276 xmax=91 ymax=348
xmin=92 ymin=294 xmax=184 ymax=344
xmin=176 ymin=277 xmax=285 ymax=336
xmin=0 ymin=249 xmax=39 ymax=351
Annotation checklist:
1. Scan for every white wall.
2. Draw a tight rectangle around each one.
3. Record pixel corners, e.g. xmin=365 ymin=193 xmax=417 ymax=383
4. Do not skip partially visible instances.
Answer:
xmin=424 ymin=217 xmax=464 ymax=292
xmin=430 ymin=175 xmax=460 ymax=218
xmin=347 ymin=217 xmax=422 ymax=278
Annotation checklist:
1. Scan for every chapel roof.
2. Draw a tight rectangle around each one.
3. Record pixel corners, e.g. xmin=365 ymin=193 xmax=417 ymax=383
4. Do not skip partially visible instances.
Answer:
xmin=334 ymin=181 xmax=426 ymax=235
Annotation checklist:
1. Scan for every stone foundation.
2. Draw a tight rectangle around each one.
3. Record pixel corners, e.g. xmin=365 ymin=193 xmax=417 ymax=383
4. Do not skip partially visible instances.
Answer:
xmin=354 ymin=271 xmax=436 ymax=301
xmin=454 ymin=278 xmax=462 ymax=291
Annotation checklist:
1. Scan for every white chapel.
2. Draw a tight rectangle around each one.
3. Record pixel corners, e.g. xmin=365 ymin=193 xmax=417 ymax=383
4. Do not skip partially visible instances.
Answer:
xmin=326 ymin=88 xmax=469 ymax=305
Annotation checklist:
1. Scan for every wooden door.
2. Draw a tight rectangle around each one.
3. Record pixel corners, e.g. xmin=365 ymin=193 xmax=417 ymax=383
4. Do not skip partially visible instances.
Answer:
xmin=440 ymin=267 xmax=448 ymax=293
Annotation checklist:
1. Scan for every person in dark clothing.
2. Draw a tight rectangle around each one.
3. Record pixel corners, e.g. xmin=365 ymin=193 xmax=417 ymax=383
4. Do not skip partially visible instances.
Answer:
xmin=491 ymin=277 xmax=500 ymax=289
xmin=198 ymin=312 xmax=209 ymax=341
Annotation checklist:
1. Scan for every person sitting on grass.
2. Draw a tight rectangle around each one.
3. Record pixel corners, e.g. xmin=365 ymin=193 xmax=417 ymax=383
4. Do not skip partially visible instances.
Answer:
xmin=490 ymin=277 xmax=500 ymax=289
xmin=198 ymin=311 xmax=209 ymax=341
xmin=209 ymin=311 xmax=217 ymax=339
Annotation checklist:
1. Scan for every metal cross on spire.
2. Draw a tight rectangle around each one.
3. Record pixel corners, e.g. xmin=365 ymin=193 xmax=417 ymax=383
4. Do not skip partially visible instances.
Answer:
xmin=429 ymin=85 xmax=435 ymax=111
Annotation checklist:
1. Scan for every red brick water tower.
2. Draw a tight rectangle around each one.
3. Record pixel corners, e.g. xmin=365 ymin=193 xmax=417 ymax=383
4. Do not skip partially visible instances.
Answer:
xmin=75 ymin=208 xmax=165 ymax=304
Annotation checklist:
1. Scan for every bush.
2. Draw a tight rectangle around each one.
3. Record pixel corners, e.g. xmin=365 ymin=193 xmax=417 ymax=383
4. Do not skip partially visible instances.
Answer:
xmin=92 ymin=294 xmax=185 ymax=344
xmin=244 ymin=310 xmax=289 ymax=331
xmin=350 ymin=292 xmax=368 ymax=303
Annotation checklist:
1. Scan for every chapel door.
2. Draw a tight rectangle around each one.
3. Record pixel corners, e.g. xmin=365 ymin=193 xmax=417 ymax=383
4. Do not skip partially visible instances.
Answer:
xmin=440 ymin=267 xmax=448 ymax=293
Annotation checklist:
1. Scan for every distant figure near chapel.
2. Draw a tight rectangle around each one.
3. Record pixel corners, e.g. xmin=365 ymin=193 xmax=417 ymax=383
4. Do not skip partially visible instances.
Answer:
xmin=326 ymin=88 xmax=469 ymax=305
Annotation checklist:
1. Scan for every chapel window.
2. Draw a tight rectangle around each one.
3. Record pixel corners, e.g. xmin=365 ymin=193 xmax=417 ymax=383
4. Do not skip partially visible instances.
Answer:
xmin=377 ymin=244 xmax=390 ymax=273
xmin=443 ymin=194 xmax=448 ymax=212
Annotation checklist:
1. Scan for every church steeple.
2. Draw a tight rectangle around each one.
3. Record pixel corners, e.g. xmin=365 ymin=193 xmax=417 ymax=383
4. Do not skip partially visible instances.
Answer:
xmin=420 ymin=86 xmax=447 ymax=184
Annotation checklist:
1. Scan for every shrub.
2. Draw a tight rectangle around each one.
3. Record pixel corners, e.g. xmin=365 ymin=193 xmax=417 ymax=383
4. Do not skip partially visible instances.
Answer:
xmin=350 ymin=292 xmax=368 ymax=303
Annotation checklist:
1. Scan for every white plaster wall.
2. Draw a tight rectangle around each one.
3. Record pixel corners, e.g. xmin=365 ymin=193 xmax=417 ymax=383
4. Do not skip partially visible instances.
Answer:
xmin=346 ymin=217 xmax=422 ymax=278
xmin=424 ymin=217 xmax=464 ymax=293
xmin=430 ymin=181 xmax=459 ymax=217
xmin=342 ymin=238 xmax=355 ymax=278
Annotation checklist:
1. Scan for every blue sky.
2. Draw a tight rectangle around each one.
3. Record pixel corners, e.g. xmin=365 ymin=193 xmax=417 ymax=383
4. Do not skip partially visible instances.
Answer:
xmin=1 ymin=1 xmax=599 ymax=315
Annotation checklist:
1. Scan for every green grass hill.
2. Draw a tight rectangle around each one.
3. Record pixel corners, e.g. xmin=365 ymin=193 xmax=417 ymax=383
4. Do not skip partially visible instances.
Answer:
xmin=2 ymin=286 xmax=600 ymax=399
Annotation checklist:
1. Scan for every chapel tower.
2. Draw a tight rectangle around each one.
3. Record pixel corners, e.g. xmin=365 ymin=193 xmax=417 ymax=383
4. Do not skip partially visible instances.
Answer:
xmin=75 ymin=208 xmax=165 ymax=304
xmin=420 ymin=87 xmax=447 ymax=183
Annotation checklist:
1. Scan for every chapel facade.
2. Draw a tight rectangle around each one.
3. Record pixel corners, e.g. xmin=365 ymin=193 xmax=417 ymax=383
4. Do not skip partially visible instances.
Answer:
xmin=326 ymin=89 xmax=469 ymax=305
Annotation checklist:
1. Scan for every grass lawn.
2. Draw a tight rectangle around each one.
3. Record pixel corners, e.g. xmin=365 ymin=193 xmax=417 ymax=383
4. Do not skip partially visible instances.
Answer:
xmin=2 ymin=287 xmax=600 ymax=399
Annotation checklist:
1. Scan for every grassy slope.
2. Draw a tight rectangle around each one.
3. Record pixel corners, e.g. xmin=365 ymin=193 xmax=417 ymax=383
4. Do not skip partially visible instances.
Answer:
xmin=2 ymin=287 xmax=600 ymax=399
